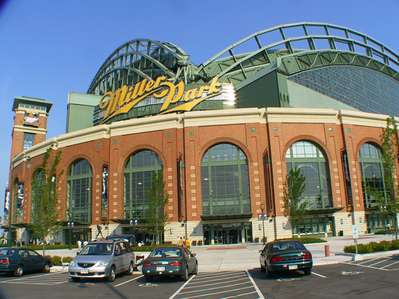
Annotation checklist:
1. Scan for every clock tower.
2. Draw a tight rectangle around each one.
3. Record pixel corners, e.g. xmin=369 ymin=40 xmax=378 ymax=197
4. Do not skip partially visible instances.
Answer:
xmin=11 ymin=96 xmax=52 ymax=158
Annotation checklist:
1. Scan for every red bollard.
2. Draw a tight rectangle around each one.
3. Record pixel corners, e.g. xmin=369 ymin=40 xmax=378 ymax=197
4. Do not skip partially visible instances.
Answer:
xmin=324 ymin=244 xmax=330 ymax=257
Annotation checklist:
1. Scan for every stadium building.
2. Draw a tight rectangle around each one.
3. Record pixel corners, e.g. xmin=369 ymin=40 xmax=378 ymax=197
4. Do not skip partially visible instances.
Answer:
xmin=4 ymin=22 xmax=399 ymax=245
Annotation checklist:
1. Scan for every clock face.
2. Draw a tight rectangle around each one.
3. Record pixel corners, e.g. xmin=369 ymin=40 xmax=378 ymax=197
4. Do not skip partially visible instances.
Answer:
xmin=24 ymin=115 xmax=39 ymax=127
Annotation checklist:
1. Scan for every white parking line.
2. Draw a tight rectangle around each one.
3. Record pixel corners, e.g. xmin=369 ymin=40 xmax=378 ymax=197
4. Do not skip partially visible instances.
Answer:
xmin=193 ymin=272 xmax=246 ymax=281
xmin=188 ymin=273 xmax=246 ymax=284
xmin=169 ymin=274 xmax=196 ymax=299
xmin=183 ymin=277 xmax=249 ymax=289
xmin=342 ymin=261 xmax=389 ymax=271
xmin=0 ymin=272 xmax=63 ymax=283
xmin=179 ymin=281 xmax=252 ymax=295
xmin=357 ymin=257 xmax=382 ymax=265
xmin=246 ymin=270 xmax=265 ymax=299
xmin=179 ymin=285 xmax=255 ymax=299
xmin=368 ymin=259 xmax=391 ymax=267
xmin=311 ymin=271 xmax=327 ymax=278
xmin=191 ymin=271 xmax=233 ymax=278
xmin=380 ymin=260 xmax=399 ymax=269
xmin=114 ymin=275 xmax=144 ymax=287
xmin=228 ymin=291 xmax=258 ymax=298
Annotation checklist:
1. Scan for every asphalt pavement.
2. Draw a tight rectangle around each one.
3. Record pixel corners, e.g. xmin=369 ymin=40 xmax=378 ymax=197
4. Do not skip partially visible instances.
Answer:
xmin=2 ymin=256 xmax=399 ymax=299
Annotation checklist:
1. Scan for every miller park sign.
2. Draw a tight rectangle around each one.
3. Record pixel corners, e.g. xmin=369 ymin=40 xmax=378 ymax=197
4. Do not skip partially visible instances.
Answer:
xmin=98 ymin=76 xmax=224 ymax=123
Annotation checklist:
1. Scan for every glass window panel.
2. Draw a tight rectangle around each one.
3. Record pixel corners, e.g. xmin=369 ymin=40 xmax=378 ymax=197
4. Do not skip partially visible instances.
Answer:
xmin=23 ymin=133 xmax=35 ymax=150
xmin=124 ymin=150 xmax=162 ymax=220
xmin=201 ymin=143 xmax=250 ymax=216
xmin=359 ymin=143 xmax=386 ymax=208
xmin=68 ymin=159 xmax=92 ymax=224
xmin=286 ymin=141 xmax=332 ymax=209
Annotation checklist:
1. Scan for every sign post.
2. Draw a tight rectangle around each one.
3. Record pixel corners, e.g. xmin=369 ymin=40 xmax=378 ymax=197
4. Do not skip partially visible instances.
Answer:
xmin=352 ymin=224 xmax=359 ymax=256
xmin=258 ymin=213 xmax=267 ymax=244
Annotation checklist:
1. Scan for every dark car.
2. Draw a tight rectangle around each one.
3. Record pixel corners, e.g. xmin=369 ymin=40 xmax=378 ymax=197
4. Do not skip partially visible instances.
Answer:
xmin=142 ymin=247 xmax=198 ymax=281
xmin=0 ymin=248 xmax=52 ymax=276
xmin=259 ymin=240 xmax=312 ymax=276
xmin=106 ymin=234 xmax=136 ymax=246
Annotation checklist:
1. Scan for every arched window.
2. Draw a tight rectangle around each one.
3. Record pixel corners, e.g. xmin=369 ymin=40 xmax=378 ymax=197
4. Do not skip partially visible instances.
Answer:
xmin=67 ymin=159 xmax=92 ymax=224
xmin=358 ymin=143 xmax=387 ymax=208
xmin=13 ymin=180 xmax=24 ymax=222
xmin=285 ymin=141 xmax=332 ymax=209
xmin=201 ymin=143 xmax=251 ymax=216
xmin=124 ymin=150 xmax=162 ymax=220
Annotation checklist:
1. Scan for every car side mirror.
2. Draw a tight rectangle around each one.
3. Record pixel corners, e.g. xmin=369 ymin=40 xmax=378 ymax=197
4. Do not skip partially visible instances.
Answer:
xmin=191 ymin=253 xmax=196 ymax=257
xmin=76 ymin=252 xmax=80 ymax=256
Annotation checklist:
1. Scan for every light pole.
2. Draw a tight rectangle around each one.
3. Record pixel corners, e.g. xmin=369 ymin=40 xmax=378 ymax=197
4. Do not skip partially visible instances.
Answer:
xmin=67 ymin=211 xmax=74 ymax=250
xmin=67 ymin=221 xmax=74 ymax=250
xmin=259 ymin=204 xmax=267 ymax=244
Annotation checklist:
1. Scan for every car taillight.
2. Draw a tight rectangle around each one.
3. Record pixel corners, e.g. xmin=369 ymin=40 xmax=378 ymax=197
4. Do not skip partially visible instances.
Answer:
xmin=169 ymin=261 xmax=182 ymax=267
xmin=143 ymin=260 xmax=152 ymax=267
xmin=303 ymin=252 xmax=312 ymax=260
xmin=0 ymin=258 xmax=9 ymax=265
xmin=271 ymin=256 xmax=284 ymax=263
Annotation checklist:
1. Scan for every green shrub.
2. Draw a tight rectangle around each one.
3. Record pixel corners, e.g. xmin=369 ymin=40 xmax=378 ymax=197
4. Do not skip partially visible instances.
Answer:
xmin=28 ymin=244 xmax=78 ymax=250
xmin=279 ymin=237 xmax=326 ymax=244
xmin=62 ymin=256 xmax=73 ymax=264
xmin=51 ymin=256 xmax=62 ymax=266
xmin=344 ymin=240 xmax=399 ymax=254
xmin=131 ymin=244 xmax=178 ymax=252
xmin=391 ymin=240 xmax=399 ymax=250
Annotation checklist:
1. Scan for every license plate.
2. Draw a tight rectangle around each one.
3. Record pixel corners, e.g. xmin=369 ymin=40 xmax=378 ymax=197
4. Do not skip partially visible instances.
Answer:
xmin=288 ymin=265 xmax=298 ymax=270
xmin=156 ymin=266 xmax=165 ymax=272
xmin=80 ymin=269 xmax=89 ymax=274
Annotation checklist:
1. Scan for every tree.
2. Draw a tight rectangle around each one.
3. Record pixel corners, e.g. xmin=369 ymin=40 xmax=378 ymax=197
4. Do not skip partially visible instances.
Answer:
xmin=373 ymin=116 xmax=399 ymax=239
xmin=144 ymin=170 xmax=168 ymax=244
xmin=283 ymin=167 xmax=307 ymax=235
xmin=30 ymin=148 xmax=62 ymax=254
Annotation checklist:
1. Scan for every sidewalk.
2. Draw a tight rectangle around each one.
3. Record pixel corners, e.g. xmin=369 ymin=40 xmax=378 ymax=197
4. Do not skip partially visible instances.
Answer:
xmin=194 ymin=234 xmax=396 ymax=272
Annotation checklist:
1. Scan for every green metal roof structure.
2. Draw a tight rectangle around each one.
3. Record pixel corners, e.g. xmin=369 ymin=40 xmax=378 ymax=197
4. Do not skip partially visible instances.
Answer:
xmin=198 ymin=22 xmax=399 ymax=84
xmin=87 ymin=39 xmax=196 ymax=95
xmin=84 ymin=22 xmax=399 ymax=123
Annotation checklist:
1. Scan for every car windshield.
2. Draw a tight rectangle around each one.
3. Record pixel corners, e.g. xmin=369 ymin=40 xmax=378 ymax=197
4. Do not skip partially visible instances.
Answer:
xmin=79 ymin=243 xmax=113 ymax=255
xmin=270 ymin=241 xmax=306 ymax=252
xmin=0 ymin=249 xmax=14 ymax=256
xmin=150 ymin=248 xmax=182 ymax=258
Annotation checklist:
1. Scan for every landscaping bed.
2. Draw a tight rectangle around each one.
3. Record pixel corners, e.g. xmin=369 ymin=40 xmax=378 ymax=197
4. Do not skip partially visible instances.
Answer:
xmin=344 ymin=240 xmax=399 ymax=254
xmin=278 ymin=237 xmax=327 ymax=244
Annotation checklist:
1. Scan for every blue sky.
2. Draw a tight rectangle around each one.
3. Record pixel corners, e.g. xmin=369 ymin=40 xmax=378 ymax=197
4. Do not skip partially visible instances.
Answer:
xmin=0 ymin=0 xmax=398 ymax=216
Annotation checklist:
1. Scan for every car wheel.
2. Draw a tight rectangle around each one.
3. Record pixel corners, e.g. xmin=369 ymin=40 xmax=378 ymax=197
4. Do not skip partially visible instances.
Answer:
xmin=127 ymin=262 xmax=134 ymax=274
xmin=181 ymin=266 xmax=189 ymax=281
xmin=42 ymin=263 xmax=51 ymax=273
xmin=260 ymin=263 xmax=266 ymax=272
xmin=70 ymin=277 xmax=80 ymax=282
xmin=14 ymin=265 xmax=23 ymax=277
xmin=266 ymin=266 xmax=274 ymax=277
xmin=144 ymin=275 xmax=153 ymax=282
xmin=304 ymin=268 xmax=311 ymax=275
xmin=107 ymin=266 xmax=116 ymax=282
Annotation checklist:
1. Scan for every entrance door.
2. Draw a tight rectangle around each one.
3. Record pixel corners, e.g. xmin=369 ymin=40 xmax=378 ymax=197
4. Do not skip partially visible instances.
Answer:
xmin=203 ymin=223 xmax=252 ymax=245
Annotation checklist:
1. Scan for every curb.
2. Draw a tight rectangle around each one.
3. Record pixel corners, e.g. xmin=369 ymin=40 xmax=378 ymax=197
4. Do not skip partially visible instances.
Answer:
xmin=346 ymin=249 xmax=399 ymax=261
xmin=50 ymin=266 xmax=68 ymax=273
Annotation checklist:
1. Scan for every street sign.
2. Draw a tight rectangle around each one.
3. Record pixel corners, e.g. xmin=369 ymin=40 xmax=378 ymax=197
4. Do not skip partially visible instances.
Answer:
xmin=352 ymin=224 xmax=359 ymax=239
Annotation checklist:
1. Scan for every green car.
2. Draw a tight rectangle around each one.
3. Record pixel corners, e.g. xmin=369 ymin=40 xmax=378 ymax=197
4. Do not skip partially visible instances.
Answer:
xmin=259 ymin=240 xmax=313 ymax=276
xmin=142 ymin=247 xmax=198 ymax=281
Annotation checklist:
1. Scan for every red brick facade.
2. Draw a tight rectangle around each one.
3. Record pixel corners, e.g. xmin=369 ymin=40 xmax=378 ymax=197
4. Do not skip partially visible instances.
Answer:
xmin=7 ymin=108 xmax=399 ymax=242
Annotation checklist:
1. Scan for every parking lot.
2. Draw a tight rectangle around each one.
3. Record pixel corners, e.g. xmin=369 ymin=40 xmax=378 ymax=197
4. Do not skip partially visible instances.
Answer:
xmin=2 ymin=257 xmax=399 ymax=299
